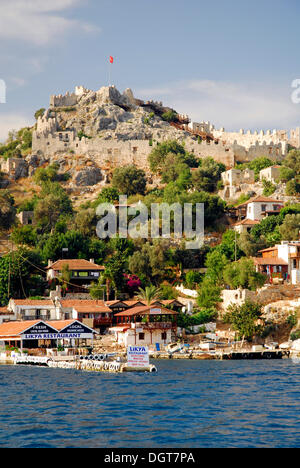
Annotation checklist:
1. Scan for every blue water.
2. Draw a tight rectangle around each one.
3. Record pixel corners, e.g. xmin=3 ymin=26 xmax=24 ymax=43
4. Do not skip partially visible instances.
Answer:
xmin=0 ymin=360 xmax=300 ymax=448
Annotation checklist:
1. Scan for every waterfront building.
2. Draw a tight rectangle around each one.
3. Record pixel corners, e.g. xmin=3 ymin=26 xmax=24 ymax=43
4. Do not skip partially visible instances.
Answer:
xmin=8 ymin=299 xmax=57 ymax=321
xmin=0 ymin=319 xmax=96 ymax=350
xmin=110 ymin=306 xmax=178 ymax=347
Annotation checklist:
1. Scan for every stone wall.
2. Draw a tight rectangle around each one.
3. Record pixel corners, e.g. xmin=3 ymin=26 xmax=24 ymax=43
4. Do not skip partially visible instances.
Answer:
xmin=0 ymin=158 xmax=28 ymax=180
xmin=213 ymin=127 xmax=288 ymax=148
xmin=49 ymin=91 xmax=78 ymax=108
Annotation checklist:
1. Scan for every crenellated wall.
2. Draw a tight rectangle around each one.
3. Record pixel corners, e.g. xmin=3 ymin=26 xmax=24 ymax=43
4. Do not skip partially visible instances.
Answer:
xmin=50 ymin=91 xmax=78 ymax=108
xmin=212 ymin=127 xmax=288 ymax=150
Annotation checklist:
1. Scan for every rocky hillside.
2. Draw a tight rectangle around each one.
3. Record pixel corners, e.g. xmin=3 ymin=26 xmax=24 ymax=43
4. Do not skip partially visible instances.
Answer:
xmin=49 ymin=86 xmax=193 ymax=142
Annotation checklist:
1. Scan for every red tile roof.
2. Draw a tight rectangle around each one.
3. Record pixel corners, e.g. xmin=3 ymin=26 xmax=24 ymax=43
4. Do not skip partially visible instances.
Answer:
xmin=254 ymin=257 xmax=288 ymax=266
xmin=236 ymin=196 xmax=284 ymax=208
xmin=0 ymin=319 xmax=96 ymax=337
xmin=233 ymin=218 xmax=260 ymax=226
xmin=60 ymin=299 xmax=106 ymax=308
xmin=115 ymin=305 xmax=178 ymax=317
xmin=73 ymin=305 xmax=112 ymax=314
xmin=11 ymin=299 xmax=54 ymax=307
xmin=0 ymin=307 xmax=12 ymax=315
xmin=46 ymin=259 xmax=105 ymax=271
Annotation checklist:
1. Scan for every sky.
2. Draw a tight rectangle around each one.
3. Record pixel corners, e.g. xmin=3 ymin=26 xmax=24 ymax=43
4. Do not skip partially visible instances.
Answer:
xmin=0 ymin=0 xmax=300 ymax=141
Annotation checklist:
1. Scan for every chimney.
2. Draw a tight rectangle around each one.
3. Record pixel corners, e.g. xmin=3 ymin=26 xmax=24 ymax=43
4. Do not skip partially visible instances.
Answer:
xmin=90 ymin=258 xmax=95 ymax=264
xmin=48 ymin=260 xmax=53 ymax=268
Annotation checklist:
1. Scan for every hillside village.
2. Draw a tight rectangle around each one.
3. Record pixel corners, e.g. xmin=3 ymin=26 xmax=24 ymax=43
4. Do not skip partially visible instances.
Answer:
xmin=0 ymin=84 xmax=300 ymax=356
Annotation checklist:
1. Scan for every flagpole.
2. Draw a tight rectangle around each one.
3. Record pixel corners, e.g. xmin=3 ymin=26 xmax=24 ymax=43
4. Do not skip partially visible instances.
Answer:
xmin=109 ymin=56 xmax=114 ymax=87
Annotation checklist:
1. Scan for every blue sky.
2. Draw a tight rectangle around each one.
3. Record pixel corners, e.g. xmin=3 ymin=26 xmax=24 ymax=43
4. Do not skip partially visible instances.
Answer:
xmin=0 ymin=0 xmax=300 ymax=140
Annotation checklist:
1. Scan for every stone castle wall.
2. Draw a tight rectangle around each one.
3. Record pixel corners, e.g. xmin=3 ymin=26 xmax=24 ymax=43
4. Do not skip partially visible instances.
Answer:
xmin=49 ymin=92 xmax=78 ymax=108
xmin=32 ymin=127 xmax=285 ymax=170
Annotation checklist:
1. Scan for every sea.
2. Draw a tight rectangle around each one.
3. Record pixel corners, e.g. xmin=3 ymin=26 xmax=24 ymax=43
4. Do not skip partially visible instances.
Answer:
xmin=0 ymin=359 xmax=300 ymax=448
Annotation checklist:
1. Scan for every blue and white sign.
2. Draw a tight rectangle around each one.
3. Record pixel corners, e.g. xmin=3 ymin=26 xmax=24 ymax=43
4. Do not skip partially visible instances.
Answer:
xmin=127 ymin=346 xmax=149 ymax=368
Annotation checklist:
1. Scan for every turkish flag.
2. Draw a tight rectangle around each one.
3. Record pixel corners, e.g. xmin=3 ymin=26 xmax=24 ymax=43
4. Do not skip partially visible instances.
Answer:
xmin=109 ymin=56 xmax=114 ymax=64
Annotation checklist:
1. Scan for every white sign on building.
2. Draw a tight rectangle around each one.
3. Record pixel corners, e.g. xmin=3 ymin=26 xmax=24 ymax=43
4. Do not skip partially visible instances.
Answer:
xmin=127 ymin=346 xmax=149 ymax=368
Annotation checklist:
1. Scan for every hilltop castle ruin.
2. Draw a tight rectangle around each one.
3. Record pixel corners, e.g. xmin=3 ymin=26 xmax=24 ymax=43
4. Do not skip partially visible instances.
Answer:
xmin=32 ymin=85 xmax=299 ymax=171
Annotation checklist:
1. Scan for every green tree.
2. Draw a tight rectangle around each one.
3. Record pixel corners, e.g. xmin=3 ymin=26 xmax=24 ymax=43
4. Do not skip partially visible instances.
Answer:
xmin=74 ymin=208 xmax=97 ymax=236
xmin=0 ymin=249 xmax=45 ymax=305
xmin=161 ymin=110 xmax=178 ymax=122
xmin=129 ymin=241 xmax=168 ymax=285
xmin=92 ymin=187 xmax=120 ymax=206
xmin=284 ymin=149 xmax=300 ymax=174
xmin=223 ymin=301 xmax=264 ymax=341
xmin=223 ymin=258 xmax=266 ymax=290
xmin=112 ymin=165 xmax=147 ymax=196
xmin=0 ymin=190 xmax=16 ymax=231
xmin=59 ymin=264 xmax=71 ymax=294
xmin=191 ymin=157 xmax=225 ymax=193
xmin=137 ymin=285 xmax=162 ymax=305
xmin=279 ymin=214 xmax=300 ymax=241
xmin=237 ymin=231 xmax=267 ymax=257
xmin=196 ymin=278 xmax=222 ymax=309
xmin=286 ymin=179 xmax=300 ymax=196
xmin=262 ymin=179 xmax=276 ymax=196
xmin=33 ymin=163 xmax=60 ymax=185
xmin=205 ymin=249 xmax=229 ymax=284
xmin=148 ymin=140 xmax=197 ymax=174
xmin=279 ymin=166 xmax=295 ymax=183
xmin=11 ymin=225 xmax=37 ymax=247
xmin=34 ymin=108 xmax=46 ymax=120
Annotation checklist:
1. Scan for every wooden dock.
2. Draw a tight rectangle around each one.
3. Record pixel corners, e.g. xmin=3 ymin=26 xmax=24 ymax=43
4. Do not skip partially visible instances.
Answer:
xmin=216 ymin=350 xmax=289 ymax=360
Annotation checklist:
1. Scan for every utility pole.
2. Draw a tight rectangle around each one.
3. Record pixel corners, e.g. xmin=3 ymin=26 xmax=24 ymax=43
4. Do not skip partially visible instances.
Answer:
xmin=235 ymin=230 xmax=237 ymax=262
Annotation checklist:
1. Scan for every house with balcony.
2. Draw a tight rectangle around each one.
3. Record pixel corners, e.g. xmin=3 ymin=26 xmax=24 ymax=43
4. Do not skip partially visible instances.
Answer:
xmin=54 ymin=299 xmax=113 ymax=333
xmin=8 ymin=299 xmax=57 ymax=321
xmin=236 ymin=196 xmax=284 ymax=222
xmin=46 ymin=259 xmax=105 ymax=293
xmin=253 ymin=241 xmax=300 ymax=284
xmin=110 ymin=305 xmax=178 ymax=347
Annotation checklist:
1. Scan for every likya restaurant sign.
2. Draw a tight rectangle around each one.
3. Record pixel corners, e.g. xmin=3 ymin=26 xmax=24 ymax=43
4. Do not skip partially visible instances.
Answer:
xmin=21 ymin=323 xmax=58 ymax=340
xmin=127 ymin=346 xmax=149 ymax=368
xmin=21 ymin=321 xmax=94 ymax=340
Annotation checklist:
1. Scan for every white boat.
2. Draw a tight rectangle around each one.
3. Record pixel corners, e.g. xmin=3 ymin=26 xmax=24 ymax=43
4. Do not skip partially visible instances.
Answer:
xmin=166 ymin=343 xmax=184 ymax=355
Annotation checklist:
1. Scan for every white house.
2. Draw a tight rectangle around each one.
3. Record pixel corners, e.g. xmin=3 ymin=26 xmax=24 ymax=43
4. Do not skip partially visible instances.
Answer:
xmin=254 ymin=241 xmax=300 ymax=285
xmin=109 ymin=306 xmax=178 ymax=348
xmin=232 ymin=218 xmax=260 ymax=234
xmin=8 ymin=299 xmax=58 ymax=321
xmin=236 ymin=196 xmax=284 ymax=222
xmin=259 ymin=165 xmax=281 ymax=183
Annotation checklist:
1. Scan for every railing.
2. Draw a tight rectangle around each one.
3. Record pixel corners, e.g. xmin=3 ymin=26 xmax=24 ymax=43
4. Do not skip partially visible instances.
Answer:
xmin=93 ymin=318 xmax=112 ymax=327
xmin=141 ymin=322 xmax=174 ymax=330
xmin=19 ymin=315 xmax=51 ymax=321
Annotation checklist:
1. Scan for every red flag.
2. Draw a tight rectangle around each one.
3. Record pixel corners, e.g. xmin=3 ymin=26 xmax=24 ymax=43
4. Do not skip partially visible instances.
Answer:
xmin=109 ymin=56 xmax=114 ymax=64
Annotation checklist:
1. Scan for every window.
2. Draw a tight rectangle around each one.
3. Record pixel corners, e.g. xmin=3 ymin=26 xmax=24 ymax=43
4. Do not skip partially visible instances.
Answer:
xmin=161 ymin=332 xmax=167 ymax=341
xmin=261 ymin=205 xmax=267 ymax=212
xmin=138 ymin=333 xmax=145 ymax=341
